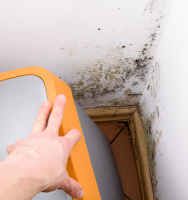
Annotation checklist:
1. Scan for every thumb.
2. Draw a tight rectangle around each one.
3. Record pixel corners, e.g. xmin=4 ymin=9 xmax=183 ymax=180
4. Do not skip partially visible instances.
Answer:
xmin=59 ymin=129 xmax=82 ymax=160
xmin=61 ymin=175 xmax=84 ymax=199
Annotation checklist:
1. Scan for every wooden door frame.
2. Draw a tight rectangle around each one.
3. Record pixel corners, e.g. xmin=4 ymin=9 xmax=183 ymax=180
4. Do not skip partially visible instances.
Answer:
xmin=84 ymin=106 xmax=154 ymax=200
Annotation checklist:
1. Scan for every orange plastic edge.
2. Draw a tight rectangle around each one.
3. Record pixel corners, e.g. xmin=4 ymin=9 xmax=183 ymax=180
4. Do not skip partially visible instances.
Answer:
xmin=0 ymin=67 xmax=101 ymax=200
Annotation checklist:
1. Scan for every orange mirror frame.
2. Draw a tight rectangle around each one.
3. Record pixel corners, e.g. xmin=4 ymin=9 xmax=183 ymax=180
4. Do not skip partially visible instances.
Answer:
xmin=0 ymin=67 xmax=101 ymax=200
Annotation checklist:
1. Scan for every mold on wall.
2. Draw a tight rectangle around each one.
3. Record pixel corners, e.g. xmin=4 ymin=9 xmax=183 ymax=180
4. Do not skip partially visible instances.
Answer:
xmin=139 ymin=1 xmax=188 ymax=199
xmin=55 ymin=0 xmax=168 ymax=108
xmin=65 ymin=44 xmax=153 ymax=108
xmin=140 ymin=62 xmax=163 ymax=200
xmin=58 ymin=36 xmax=163 ymax=108
xmin=144 ymin=0 xmax=167 ymax=14
xmin=0 ymin=0 xmax=169 ymax=108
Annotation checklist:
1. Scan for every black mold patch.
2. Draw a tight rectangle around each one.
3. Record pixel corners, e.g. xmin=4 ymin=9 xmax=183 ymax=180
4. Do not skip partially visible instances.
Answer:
xmin=68 ymin=42 xmax=155 ymax=105
xmin=66 ymin=12 xmax=163 ymax=107
xmin=131 ymin=81 xmax=138 ymax=86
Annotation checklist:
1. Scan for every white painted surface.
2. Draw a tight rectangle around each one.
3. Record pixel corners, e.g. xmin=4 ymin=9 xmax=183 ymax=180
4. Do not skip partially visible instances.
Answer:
xmin=0 ymin=0 xmax=168 ymax=108
xmin=140 ymin=0 xmax=188 ymax=199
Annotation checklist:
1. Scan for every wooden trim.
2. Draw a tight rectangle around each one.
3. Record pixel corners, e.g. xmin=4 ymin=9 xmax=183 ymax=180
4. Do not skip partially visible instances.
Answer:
xmin=84 ymin=106 xmax=137 ymax=122
xmin=85 ymin=106 xmax=154 ymax=200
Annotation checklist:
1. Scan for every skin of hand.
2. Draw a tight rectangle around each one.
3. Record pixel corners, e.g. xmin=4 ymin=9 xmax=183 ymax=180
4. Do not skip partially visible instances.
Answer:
xmin=0 ymin=94 xmax=84 ymax=199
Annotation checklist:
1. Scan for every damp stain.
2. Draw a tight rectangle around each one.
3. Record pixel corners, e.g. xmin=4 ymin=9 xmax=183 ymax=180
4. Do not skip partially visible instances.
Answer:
xmin=58 ymin=9 xmax=163 ymax=108
xmin=65 ymin=42 xmax=155 ymax=107
xmin=108 ymin=94 xmax=142 ymax=106
xmin=140 ymin=62 xmax=162 ymax=199
xmin=124 ymin=88 xmax=132 ymax=95
xmin=143 ymin=0 xmax=168 ymax=14
xmin=146 ymin=62 xmax=160 ymax=101
xmin=144 ymin=0 xmax=157 ymax=13
xmin=140 ymin=105 xmax=159 ymax=198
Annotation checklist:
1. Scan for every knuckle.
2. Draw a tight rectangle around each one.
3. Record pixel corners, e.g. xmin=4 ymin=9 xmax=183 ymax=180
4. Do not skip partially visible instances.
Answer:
xmin=14 ymin=139 xmax=26 ymax=147
xmin=71 ymin=129 xmax=82 ymax=138
xmin=63 ymin=137 xmax=71 ymax=147
xmin=72 ymin=129 xmax=80 ymax=134
xmin=47 ymin=126 xmax=58 ymax=134
xmin=64 ymin=177 xmax=72 ymax=194
xmin=34 ymin=118 xmax=46 ymax=126
xmin=52 ymin=111 xmax=63 ymax=120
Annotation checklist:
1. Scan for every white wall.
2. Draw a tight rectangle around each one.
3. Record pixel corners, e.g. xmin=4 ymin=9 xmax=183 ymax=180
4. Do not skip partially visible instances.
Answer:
xmin=1 ymin=1 xmax=187 ymax=198
xmin=0 ymin=0 xmax=168 ymax=108
xmin=140 ymin=0 xmax=188 ymax=199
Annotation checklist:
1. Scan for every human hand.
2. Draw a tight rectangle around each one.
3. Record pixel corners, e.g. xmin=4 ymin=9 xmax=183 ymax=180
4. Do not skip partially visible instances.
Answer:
xmin=5 ymin=94 xmax=84 ymax=199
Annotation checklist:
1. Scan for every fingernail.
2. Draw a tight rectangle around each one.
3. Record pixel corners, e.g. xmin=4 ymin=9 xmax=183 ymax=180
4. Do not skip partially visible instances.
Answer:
xmin=7 ymin=144 xmax=13 ymax=154
xmin=44 ymin=102 xmax=51 ymax=108
xmin=7 ymin=144 xmax=13 ymax=149
xmin=58 ymin=94 xmax=66 ymax=103
xmin=74 ymin=189 xmax=84 ymax=199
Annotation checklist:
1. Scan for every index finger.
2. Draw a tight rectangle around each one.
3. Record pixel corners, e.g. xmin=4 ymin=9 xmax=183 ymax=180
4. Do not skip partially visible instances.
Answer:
xmin=31 ymin=101 xmax=51 ymax=135
xmin=46 ymin=94 xmax=66 ymax=135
